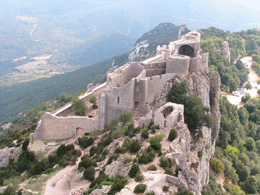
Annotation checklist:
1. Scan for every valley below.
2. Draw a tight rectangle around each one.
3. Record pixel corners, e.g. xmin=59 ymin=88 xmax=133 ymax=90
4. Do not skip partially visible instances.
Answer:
xmin=0 ymin=54 xmax=78 ymax=86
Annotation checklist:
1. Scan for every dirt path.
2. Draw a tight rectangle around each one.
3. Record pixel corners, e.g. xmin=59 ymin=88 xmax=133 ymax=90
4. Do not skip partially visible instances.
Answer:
xmin=30 ymin=23 xmax=40 ymax=42
xmin=43 ymin=142 xmax=86 ymax=195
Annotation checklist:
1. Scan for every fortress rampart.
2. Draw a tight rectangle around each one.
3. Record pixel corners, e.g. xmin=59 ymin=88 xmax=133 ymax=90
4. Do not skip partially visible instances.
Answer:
xmin=30 ymin=31 xmax=209 ymax=142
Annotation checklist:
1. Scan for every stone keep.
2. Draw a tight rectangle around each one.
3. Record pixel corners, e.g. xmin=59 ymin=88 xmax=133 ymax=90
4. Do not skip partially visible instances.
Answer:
xmin=99 ymin=31 xmax=209 ymax=129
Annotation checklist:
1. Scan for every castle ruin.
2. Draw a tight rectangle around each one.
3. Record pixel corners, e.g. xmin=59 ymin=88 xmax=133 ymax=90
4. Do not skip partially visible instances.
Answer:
xmin=29 ymin=31 xmax=221 ymax=194
xmin=30 ymin=31 xmax=209 ymax=142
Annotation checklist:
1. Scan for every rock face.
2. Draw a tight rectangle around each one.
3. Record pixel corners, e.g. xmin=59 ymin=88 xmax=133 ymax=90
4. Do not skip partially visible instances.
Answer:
xmin=161 ymin=70 xmax=221 ymax=194
xmin=118 ymin=31 xmax=220 ymax=194
xmin=128 ymin=23 xmax=190 ymax=62
xmin=128 ymin=40 xmax=150 ymax=62
xmin=90 ymin=185 xmax=111 ymax=195
xmin=221 ymin=41 xmax=231 ymax=61
xmin=1 ymin=122 xmax=12 ymax=131
xmin=0 ymin=147 xmax=22 ymax=167
xmin=105 ymin=158 xmax=132 ymax=178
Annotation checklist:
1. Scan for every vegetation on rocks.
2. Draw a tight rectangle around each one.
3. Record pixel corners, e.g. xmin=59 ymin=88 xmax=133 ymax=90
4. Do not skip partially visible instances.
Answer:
xmin=129 ymin=163 xmax=140 ymax=178
xmin=72 ymin=97 xmax=87 ymax=116
xmin=90 ymin=96 xmax=98 ymax=109
xmin=168 ymin=82 xmax=214 ymax=131
xmin=168 ymin=128 xmax=178 ymax=141
xmin=134 ymin=183 xmax=147 ymax=193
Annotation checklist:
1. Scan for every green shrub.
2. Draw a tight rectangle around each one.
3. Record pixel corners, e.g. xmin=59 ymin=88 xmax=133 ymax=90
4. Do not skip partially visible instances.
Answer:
xmin=138 ymin=147 xmax=155 ymax=164
xmin=78 ymin=137 xmax=94 ymax=149
xmin=145 ymin=193 xmax=156 ymax=195
xmin=210 ymin=157 xmax=225 ymax=175
xmin=149 ymin=134 xmax=165 ymax=150
xmin=78 ymin=155 xmax=95 ymax=170
xmin=2 ymin=187 xmax=15 ymax=195
xmin=29 ymin=158 xmax=50 ymax=175
xmin=198 ymin=151 xmax=203 ymax=158
xmin=159 ymin=156 xmax=172 ymax=169
xmin=114 ymin=146 xmax=127 ymax=154
xmin=57 ymin=144 xmax=66 ymax=157
xmin=176 ymin=189 xmax=194 ymax=195
xmin=241 ymin=93 xmax=251 ymax=103
xmin=150 ymin=124 xmax=159 ymax=130
xmin=90 ymin=96 xmax=98 ymax=109
xmin=108 ymin=177 xmax=128 ymax=195
xmin=121 ymin=156 xmax=132 ymax=164
xmin=164 ymin=167 xmax=174 ymax=176
xmin=134 ymin=184 xmax=147 ymax=193
xmin=163 ymin=185 xmax=169 ymax=192
xmin=72 ymin=97 xmax=87 ymax=116
xmin=111 ymin=126 xmax=128 ymax=139
xmin=129 ymin=140 xmax=142 ymax=153
xmin=107 ymin=153 xmax=120 ymax=165
xmin=225 ymin=145 xmax=240 ymax=156
xmin=22 ymin=139 xmax=29 ymax=151
xmin=84 ymin=166 xmax=95 ymax=181
xmin=135 ymin=173 xmax=144 ymax=182
xmin=89 ymin=171 xmax=110 ymax=189
xmin=168 ymin=129 xmax=178 ymax=141
xmin=168 ymin=82 xmax=214 ymax=131
xmin=141 ymin=129 xmax=149 ymax=139
xmin=89 ymin=145 xmax=105 ymax=156
xmin=129 ymin=163 xmax=140 ymax=178
xmin=119 ymin=113 xmax=133 ymax=124
xmin=147 ymin=164 xmax=157 ymax=171
xmin=245 ymin=82 xmax=252 ymax=89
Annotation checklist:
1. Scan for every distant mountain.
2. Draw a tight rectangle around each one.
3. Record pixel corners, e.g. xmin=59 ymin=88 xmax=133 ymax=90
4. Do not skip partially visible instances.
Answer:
xmin=1 ymin=0 xmax=259 ymax=64
xmin=129 ymin=23 xmax=190 ymax=61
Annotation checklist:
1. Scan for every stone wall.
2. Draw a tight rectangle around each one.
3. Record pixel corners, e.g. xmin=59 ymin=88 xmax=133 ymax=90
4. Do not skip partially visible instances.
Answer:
xmin=99 ymin=80 xmax=136 ymax=128
xmin=55 ymin=83 xmax=106 ymax=117
xmin=145 ymin=73 xmax=177 ymax=112
xmin=154 ymin=103 xmax=184 ymax=130
xmin=107 ymin=62 xmax=144 ymax=87
xmin=31 ymin=112 xmax=99 ymax=141
xmin=166 ymin=56 xmax=190 ymax=75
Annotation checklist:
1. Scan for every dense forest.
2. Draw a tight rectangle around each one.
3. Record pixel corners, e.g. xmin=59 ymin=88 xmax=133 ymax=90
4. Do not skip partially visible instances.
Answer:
xmin=200 ymin=28 xmax=260 ymax=194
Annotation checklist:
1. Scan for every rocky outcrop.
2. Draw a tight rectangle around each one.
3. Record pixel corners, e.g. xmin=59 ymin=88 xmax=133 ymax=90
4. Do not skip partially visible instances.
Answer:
xmin=210 ymin=72 xmax=221 ymax=150
xmin=1 ymin=122 xmax=12 ymax=131
xmin=128 ymin=40 xmax=150 ymax=62
xmin=141 ymin=66 xmax=220 ymax=195
xmin=145 ymin=174 xmax=179 ymax=194
xmin=90 ymin=185 xmax=111 ymax=195
xmin=0 ymin=147 xmax=22 ymax=167
xmin=221 ymin=41 xmax=231 ymax=62
xmin=105 ymin=157 xmax=132 ymax=178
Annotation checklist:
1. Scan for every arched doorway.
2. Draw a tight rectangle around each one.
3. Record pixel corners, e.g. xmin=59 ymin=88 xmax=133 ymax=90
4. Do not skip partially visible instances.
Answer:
xmin=76 ymin=128 xmax=83 ymax=138
xmin=178 ymin=45 xmax=195 ymax=57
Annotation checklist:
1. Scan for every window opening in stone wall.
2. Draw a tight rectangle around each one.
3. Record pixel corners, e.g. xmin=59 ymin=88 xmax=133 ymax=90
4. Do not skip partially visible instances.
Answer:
xmin=178 ymin=45 xmax=195 ymax=57
xmin=118 ymin=97 xmax=120 ymax=104
xmin=162 ymin=107 xmax=173 ymax=118
xmin=135 ymin=102 xmax=139 ymax=109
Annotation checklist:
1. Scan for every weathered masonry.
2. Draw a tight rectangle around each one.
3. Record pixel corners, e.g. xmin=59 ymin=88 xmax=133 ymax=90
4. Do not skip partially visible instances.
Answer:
xmin=31 ymin=31 xmax=209 ymax=141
